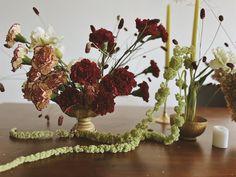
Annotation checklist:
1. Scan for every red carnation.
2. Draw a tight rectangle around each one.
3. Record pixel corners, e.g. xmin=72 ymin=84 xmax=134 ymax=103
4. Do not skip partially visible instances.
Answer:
xmin=112 ymin=68 xmax=137 ymax=95
xmin=70 ymin=59 xmax=101 ymax=85
xmin=92 ymin=91 xmax=115 ymax=115
xmin=99 ymin=74 xmax=119 ymax=96
xmin=143 ymin=60 xmax=160 ymax=78
xmin=55 ymin=87 xmax=85 ymax=112
xmin=132 ymin=81 xmax=149 ymax=102
xmin=89 ymin=28 xmax=116 ymax=54
xmin=135 ymin=18 xmax=168 ymax=42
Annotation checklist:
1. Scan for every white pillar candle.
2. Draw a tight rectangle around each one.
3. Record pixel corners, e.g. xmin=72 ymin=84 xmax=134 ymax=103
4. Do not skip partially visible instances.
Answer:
xmin=212 ymin=126 xmax=229 ymax=148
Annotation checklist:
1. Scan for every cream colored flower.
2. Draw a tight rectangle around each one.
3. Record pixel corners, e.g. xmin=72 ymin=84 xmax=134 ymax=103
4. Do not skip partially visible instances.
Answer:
xmin=209 ymin=47 xmax=236 ymax=74
xmin=30 ymin=25 xmax=63 ymax=48
xmin=11 ymin=44 xmax=28 ymax=72
xmin=4 ymin=23 xmax=21 ymax=48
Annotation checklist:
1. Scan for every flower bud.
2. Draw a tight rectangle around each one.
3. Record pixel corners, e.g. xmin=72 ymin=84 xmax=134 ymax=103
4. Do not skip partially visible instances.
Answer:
xmin=161 ymin=46 xmax=167 ymax=52
xmin=85 ymin=42 xmax=92 ymax=53
xmin=90 ymin=25 xmax=96 ymax=32
xmin=200 ymin=8 xmax=205 ymax=19
xmin=58 ymin=115 xmax=64 ymax=126
xmin=124 ymin=27 xmax=128 ymax=31
xmin=224 ymin=42 xmax=229 ymax=47
xmin=0 ymin=83 xmax=5 ymax=92
xmin=191 ymin=62 xmax=198 ymax=70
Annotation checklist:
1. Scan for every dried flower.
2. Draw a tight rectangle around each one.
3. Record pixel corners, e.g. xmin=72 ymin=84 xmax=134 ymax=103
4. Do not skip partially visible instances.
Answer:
xmin=44 ymin=70 xmax=68 ymax=90
xmin=11 ymin=44 xmax=28 ymax=72
xmin=32 ymin=45 xmax=59 ymax=75
xmin=4 ymin=24 xmax=21 ymax=48
xmin=143 ymin=60 xmax=160 ymax=78
xmin=27 ymin=67 xmax=41 ymax=82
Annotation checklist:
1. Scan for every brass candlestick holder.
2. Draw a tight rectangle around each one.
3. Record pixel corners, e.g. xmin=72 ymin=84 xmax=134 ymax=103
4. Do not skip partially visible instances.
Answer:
xmin=155 ymin=100 xmax=170 ymax=124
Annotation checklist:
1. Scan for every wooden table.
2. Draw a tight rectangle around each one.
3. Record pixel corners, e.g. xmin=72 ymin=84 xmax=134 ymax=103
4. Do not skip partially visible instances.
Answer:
xmin=0 ymin=103 xmax=236 ymax=177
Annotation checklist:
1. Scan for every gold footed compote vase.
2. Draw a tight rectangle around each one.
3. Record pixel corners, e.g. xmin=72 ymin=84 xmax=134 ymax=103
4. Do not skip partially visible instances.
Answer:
xmin=66 ymin=107 xmax=97 ymax=132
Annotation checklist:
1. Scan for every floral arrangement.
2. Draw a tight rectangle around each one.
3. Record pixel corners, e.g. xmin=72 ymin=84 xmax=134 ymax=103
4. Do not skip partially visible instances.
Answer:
xmin=210 ymin=47 xmax=236 ymax=121
xmin=0 ymin=7 xmax=187 ymax=173
xmin=4 ymin=16 xmax=167 ymax=118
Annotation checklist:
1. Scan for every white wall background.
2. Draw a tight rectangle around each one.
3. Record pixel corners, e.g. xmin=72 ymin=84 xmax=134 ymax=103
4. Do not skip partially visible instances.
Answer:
xmin=0 ymin=0 xmax=236 ymax=107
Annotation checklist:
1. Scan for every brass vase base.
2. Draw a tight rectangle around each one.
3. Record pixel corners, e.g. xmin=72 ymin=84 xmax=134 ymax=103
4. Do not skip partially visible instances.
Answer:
xmin=155 ymin=112 xmax=170 ymax=124
xmin=72 ymin=117 xmax=96 ymax=132
xmin=170 ymin=115 xmax=208 ymax=141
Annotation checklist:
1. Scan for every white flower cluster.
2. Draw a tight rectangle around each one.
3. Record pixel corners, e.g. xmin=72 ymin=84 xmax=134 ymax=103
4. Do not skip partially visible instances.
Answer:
xmin=209 ymin=47 xmax=236 ymax=74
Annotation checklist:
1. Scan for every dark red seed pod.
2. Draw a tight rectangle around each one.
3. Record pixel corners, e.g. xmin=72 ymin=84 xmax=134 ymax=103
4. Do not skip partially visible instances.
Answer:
xmin=90 ymin=25 xmax=96 ymax=32
xmin=202 ymin=56 xmax=207 ymax=62
xmin=124 ymin=66 xmax=129 ymax=70
xmin=200 ymin=8 xmax=205 ymax=19
xmin=0 ymin=83 xmax=5 ymax=92
xmin=118 ymin=18 xmax=124 ymax=29
xmin=226 ymin=63 xmax=234 ymax=69
xmin=58 ymin=116 xmax=64 ymax=126
xmin=172 ymin=39 xmax=178 ymax=45
xmin=219 ymin=15 xmax=224 ymax=22
xmin=103 ymin=64 xmax=109 ymax=69
xmin=33 ymin=7 xmax=40 ymax=16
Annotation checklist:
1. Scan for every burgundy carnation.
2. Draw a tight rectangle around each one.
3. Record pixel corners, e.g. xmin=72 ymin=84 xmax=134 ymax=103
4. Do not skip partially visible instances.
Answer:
xmin=132 ymin=81 xmax=149 ymax=102
xmin=99 ymin=74 xmax=119 ymax=96
xmin=89 ymin=28 xmax=116 ymax=54
xmin=55 ymin=87 xmax=85 ymax=112
xmin=135 ymin=18 xmax=168 ymax=42
xmin=143 ymin=60 xmax=160 ymax=78
xmin=92 ymin=91 xmax=115 ymax=115
xmin=112 ymin=68 xmax=137 ymax=95
xmin=70 ymin=59 xmax=101 ymax=85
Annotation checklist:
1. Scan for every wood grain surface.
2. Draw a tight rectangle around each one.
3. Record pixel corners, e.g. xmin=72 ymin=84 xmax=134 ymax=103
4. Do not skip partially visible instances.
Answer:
xmin=0 ymin=103 xmax=236 ymax=177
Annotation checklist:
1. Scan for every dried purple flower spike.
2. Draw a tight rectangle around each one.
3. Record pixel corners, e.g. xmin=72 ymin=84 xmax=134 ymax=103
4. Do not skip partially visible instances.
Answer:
xmin=33 ymin=7 xmax=40 ymax=16
xmin=172 ymin=39 xmax=178 ymax=45
xmin=118 ymin=18 xmax=124 ymax=29
xmin=0 ymin=83 xmax=5 ymax=92
xmin=200 ymin=8 xmax=205 ymax=19
xmin=202 ymin=56 xmax=207 ymax=62
xmin=219 ymin=15 xmax=224 ymax=22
